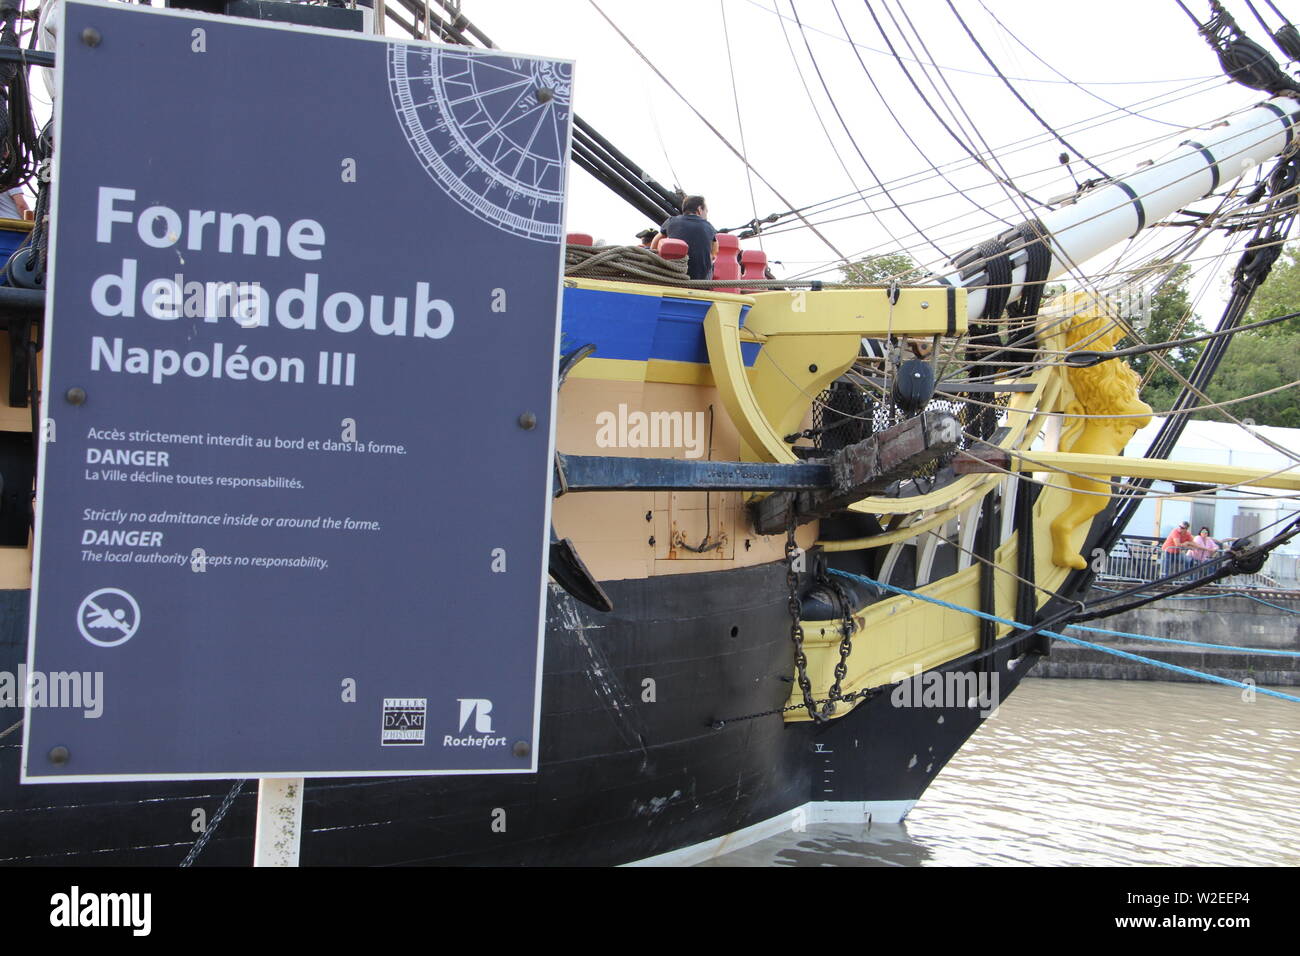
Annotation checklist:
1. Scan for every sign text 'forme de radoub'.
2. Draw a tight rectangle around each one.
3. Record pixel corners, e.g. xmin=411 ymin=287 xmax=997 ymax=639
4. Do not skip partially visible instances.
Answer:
xmin=23 ymin=0 xmax=572 ymax=780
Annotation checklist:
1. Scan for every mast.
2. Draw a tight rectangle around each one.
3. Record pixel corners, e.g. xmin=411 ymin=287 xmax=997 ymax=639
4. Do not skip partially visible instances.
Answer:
xmin=954 ymin=96 xmax=1300 ymax=318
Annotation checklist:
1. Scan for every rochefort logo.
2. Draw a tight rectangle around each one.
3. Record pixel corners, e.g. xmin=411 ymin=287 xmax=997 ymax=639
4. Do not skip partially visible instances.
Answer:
xmin=381 ymin=697 xmax=426 ymax=746
xmin=446 ymin=698 xmax=507 ymax=749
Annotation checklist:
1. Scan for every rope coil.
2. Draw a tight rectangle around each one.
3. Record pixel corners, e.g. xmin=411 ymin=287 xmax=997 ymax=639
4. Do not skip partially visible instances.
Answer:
xmin=564 ymin=243 xmax=689 ymax=286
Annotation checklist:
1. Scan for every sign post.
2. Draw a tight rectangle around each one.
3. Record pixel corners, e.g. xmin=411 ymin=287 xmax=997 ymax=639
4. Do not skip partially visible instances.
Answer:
xmin=23 ymin=0 xmax=572 ymax=844
xmin=252 ymin=778 xmax=304 ymax=867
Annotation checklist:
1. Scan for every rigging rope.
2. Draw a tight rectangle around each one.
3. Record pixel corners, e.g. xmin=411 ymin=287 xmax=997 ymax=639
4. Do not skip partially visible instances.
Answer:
xmin=945 ymin=0 xmax=1111 ymax=181
xmin=975 ymin=0 xmax=1208 ymax=131
xmin=743 ymin=0 xmax=1223 ymax=87
xmin=749 ymin=75 xmax=1238 ymax=253
xmin=720 ymin=0 xmax=761 ymax=249
xmin=416 ymin=2 xmax=682 ymax=224
xmin=1196 ymin=0 xmax=1300 ymax=96
xmin=787 ymin=0 xmax=945 ymax=259
xmin=1091 ymin=585 xmax=1300 ymax=613
xmin=923 ymin=526 xmax=1300 ymax=630
xmin=0 ymin=0 xmax=39 ymax=192
xmin=585 ymin=0 xmax=853 ymax=265
xmin=870 ymin=0 xmax=1143 ymax=375
xmin=861 ymin=0 xmax=1041 ymax=212
xmin=780 ymin=85 xmax=1262 ymax=280
xmin=1103 ymin=153 xmax=1300 ymax=532
xmin=828 ymin=568 xmax=1300 ymax=702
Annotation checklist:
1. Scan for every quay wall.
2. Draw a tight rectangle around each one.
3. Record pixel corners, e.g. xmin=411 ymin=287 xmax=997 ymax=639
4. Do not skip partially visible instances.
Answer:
xmin=1029 ymin=589 xmax=1300 ymax=686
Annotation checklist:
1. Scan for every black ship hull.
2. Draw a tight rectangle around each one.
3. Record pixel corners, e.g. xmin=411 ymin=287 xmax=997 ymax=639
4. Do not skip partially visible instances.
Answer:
xmin=0 ymin=559 xmax=1040 ymax=866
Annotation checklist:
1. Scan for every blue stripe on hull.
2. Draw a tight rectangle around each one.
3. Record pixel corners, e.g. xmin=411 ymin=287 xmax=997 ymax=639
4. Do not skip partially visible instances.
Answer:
xmin=561 ymin=287 xmax=759 ymax=367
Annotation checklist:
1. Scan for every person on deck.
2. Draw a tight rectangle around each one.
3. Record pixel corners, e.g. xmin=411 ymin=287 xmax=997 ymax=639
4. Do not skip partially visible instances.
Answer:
xmin=1161 ymin=521 xmax=1194 ymax=579
xmin=653 ymin=195 xmax=718 ymax=280
xmin=0 ymin=185 xmax=29 ymax=221
xmin=1191 ymin=527 xmax=1219 ymax=580
xmin=635 ymin=228 xmax=657 ymax=249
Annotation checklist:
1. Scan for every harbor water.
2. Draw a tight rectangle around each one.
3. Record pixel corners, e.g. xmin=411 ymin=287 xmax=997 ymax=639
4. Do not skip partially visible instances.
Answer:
xmin=702 ymin=677 xmax=1300 ymax=866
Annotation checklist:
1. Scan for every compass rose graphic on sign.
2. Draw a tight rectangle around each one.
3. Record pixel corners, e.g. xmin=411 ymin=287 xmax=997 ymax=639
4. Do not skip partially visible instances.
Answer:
xmin=76 ymin=588 xmax=141 ymax=647
xmin=388 ymin=43 xmax=571 ymax=242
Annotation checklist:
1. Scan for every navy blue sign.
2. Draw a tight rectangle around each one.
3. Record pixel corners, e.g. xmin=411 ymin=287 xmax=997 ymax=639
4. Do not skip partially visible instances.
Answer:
xmin=23 ymin=0 xmax=571 ymax=780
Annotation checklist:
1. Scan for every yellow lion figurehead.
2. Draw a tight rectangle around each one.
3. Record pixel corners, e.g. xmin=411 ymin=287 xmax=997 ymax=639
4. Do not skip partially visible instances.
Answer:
xmin=1064 ymin=312 xmax=1152 ymax=430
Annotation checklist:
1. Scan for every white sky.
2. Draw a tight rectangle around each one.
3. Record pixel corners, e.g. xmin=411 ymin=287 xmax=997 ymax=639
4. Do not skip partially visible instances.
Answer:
xmin=27 ymin=0 xmax=1288 ymax=316
xmin=450 ymin=0 xmax=1293 ymax=315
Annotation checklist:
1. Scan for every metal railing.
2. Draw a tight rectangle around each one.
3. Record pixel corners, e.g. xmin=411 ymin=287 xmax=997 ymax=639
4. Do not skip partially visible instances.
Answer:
xmin=1095 ymin=535 xmax=1300 ymax=592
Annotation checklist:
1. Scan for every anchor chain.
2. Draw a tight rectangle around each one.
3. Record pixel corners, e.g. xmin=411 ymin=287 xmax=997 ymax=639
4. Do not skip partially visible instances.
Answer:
xmin=710 ymin=521 xmax=868 ymax=729
xmin=785 ymin=517 xmax=821 ymax=722
xmin=819 ymin=571 xmax=859 ymax=719
xmin=710 ymin=686 xmax=879 ymax=730
xmin=784 ymin=518 xmax=860 ymax=724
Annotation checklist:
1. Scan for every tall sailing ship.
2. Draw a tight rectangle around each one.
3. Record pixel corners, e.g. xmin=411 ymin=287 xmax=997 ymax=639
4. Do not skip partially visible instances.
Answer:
xmin=1 ymin=0 xmax=1298 ymax=865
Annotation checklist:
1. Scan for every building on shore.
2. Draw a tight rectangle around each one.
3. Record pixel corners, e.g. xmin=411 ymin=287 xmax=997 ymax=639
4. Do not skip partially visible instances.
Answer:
xmin=1116 ymin=420 xmax=1299 ymax=587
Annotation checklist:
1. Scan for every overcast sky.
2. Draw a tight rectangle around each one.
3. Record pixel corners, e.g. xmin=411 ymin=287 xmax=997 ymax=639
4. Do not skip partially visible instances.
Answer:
xmin=31 ymin=1 xmax=1284 ymax=312
xmin=444 ymin=0 xmax=1293 ymax=313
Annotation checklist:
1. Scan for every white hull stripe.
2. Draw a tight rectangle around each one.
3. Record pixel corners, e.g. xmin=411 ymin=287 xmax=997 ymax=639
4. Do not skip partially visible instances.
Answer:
xmin=623 ymin=799 xmax=918 ymax=867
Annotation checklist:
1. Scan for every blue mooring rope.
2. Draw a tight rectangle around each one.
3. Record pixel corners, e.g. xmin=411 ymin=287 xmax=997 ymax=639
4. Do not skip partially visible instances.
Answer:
xmin=1091 ymin=584 xmax=1300 ymax=615
xmin=828 ymin=569 xmax=1300 ymax=704
xmin=1068 ymin=622 xmax=1299 ymax=656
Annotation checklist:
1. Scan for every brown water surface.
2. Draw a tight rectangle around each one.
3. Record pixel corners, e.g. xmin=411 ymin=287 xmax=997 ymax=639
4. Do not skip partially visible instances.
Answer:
xmin=702 ymin=678 xmax=1300 ymax=866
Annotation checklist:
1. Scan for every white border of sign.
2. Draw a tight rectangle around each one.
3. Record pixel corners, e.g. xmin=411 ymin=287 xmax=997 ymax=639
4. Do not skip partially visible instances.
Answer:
xmin=22 ymin=0 xmax=572 ymax=783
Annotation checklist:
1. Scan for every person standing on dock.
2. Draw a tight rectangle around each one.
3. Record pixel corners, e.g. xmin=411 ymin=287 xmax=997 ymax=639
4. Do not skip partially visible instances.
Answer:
xmin=654 ymin=195 xmax=718 ymax=280
xmin=1162 ymin=521 xmax=1194 ymax=579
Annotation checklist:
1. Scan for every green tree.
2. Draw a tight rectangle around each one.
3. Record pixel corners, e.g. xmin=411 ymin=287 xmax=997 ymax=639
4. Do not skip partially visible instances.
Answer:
xmin=1200 ymin=332 xmax=1300 ymax=427
xmin=1129 ymin=265 xmax=1207 ymax=413
xmin=1243 ymin=244 xmax=1300 ymax=336
xmin=838 ymin=252 xmax=922 ymax=285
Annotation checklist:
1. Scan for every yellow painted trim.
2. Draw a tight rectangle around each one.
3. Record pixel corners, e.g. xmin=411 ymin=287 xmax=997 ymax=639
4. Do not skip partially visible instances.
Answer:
xmin=1007 ymin=450 xmax=1300 ymax=492
xmin=750 ymin=332 xmax=863 ymax=451
xmin=735 ymin=288 xmax=970 ymax=458
xmin=564 ymin=276 xmax=756 ymax=306
xmin=745 ymin=287 xmax=969 ymax=337
xmin=794 ymin=437 xmax=1116 ymax=721
xmin=572 ymin=283 xmax=971 ymax=470
xmin=704 ymin=300 xmax=797 ymax=463
xmin=567 ymin=357 xmax=648 ymax=383
xmin=788 ymin=525 xmax=1050 ymax=722
xmin=822 ymin=481 xmax=997 ymax=552
xmin=645 ymin=358 xmax=715 ymax=387
xmin=567 ymin=356 xmax=763 ymax=387
xmin=702 ymin=290 xmax=975 ymax=465
xmin=788 ymin=560 xmax=988 ymax=719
